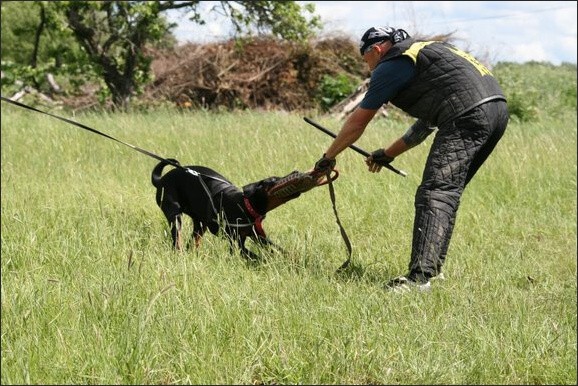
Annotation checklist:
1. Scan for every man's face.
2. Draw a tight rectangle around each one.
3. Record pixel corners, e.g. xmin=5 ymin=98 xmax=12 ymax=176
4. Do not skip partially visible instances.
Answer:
xmin=362 ymin=41 xmax=391 ymax=71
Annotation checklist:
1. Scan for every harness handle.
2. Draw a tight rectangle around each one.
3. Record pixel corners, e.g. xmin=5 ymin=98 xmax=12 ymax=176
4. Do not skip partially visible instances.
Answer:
xmin=314 ymin=169 xmax=339 ymax=187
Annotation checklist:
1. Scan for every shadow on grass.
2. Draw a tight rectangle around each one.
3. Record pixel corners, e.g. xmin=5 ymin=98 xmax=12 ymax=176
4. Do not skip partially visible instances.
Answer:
xmin=333 ymin=259 xmax=397 ymax=287
xmin=240 ymin=246 xmax=399 ymax=289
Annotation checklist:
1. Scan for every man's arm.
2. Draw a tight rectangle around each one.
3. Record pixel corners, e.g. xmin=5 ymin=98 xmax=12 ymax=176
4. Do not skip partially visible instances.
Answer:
xmin=383 ymin=119 xmax=435 ymax=156
xmin=366 ymin=119 xmax=435 ymax=173
xmin=323 ymin=107 xmax=378 ymax=159
xmin=313 ymin=57 xmax=416 ymax=174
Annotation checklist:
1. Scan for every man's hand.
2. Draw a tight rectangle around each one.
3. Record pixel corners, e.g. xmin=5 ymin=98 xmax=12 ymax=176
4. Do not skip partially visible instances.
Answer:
xmin=312 ymin=154 xmax=336 ymax=178
xmin=365 ymin=148 xmax=394 ymax=173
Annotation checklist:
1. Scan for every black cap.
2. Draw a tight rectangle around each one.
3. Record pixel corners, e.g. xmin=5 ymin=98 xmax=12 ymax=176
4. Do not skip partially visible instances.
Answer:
xmin=359 ymin=27 xmax=410 ymax=55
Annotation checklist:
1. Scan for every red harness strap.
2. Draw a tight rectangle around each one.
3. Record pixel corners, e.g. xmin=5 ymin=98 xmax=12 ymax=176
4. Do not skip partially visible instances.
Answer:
xmin=243 ymin=197 xmax=266 ymax=238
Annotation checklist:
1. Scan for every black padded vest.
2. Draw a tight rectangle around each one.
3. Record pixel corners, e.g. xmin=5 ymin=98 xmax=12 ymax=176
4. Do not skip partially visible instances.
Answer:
xmin=380 ymin=38 xmax=506 ymax=126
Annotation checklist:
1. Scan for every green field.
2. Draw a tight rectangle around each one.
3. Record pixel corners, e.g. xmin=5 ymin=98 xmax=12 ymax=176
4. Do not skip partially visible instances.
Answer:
xmin=1 ymin=104 xmax=576 ymax=384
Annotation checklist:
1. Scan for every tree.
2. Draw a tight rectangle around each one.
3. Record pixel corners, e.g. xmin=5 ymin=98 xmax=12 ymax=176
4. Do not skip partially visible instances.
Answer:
xmin=1 ymin=2 xmax=89 ymax=97
xmin=46 ymin=1 xmax=320 ymax=109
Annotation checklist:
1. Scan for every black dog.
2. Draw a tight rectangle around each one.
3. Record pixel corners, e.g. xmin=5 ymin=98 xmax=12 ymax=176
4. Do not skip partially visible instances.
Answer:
xmin=151 ymin=159 xmax=305 ymax=260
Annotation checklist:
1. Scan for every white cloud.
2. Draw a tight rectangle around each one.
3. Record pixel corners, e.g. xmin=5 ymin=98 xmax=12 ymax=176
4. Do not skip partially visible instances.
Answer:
xmin=168 ymin=1 xmax=577 ymax=64
xmin=509 ymin=42 xmax=551 ymax=63
xmin=304 ymin=1 xmax=576 ymax=64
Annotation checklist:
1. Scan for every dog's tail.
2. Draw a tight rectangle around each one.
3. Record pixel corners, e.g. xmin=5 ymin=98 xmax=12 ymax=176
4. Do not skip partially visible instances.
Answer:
xmin=151 ymin=158 xmax=180 ymax=187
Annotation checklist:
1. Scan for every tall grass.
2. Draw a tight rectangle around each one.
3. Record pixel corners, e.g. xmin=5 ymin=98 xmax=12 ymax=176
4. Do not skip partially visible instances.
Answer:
xmin=1 ymin=105 xmax=576 ymax=384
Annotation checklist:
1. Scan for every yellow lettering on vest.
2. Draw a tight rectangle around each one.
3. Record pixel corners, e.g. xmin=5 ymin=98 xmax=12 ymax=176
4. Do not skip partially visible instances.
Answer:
xmin=402 ymin=41 xmax=436 ymax=63
xmin=402 ymin=42 xmax=493 ymax=77
xmin=447 ymin=46 xmax=493 ymax=76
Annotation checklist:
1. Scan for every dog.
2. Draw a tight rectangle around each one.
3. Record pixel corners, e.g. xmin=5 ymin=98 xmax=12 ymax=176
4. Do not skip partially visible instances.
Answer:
xmin=151 ymin=159 xmax=312 ymax=260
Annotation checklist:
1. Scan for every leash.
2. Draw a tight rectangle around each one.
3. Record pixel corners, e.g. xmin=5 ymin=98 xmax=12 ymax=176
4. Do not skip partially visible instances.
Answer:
xmin=323 ymin=169 xmax=353 ymax=272
xmin=0 ymin=95 xmax=182 ymax=170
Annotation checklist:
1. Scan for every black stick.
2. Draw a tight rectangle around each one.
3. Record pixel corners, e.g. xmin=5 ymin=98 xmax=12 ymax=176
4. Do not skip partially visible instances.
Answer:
xmin=303 ymin=117 xmax=407 ymax=177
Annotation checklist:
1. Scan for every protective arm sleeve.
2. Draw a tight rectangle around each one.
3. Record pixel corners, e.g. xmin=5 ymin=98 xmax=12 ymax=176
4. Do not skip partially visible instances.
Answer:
xmin=401 ymin=119 xmax=436 ymax=148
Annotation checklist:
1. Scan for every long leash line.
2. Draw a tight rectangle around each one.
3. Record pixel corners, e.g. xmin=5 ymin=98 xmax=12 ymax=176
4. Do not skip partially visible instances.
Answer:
xmin=1 ymin=96 xmax=232 ymax=187
xmin=1 ymin=95 xmax=183 ymax=170
xmin=1 ymin=95 xmax=186 ymax=172
xmin=324 ymin=170 xmax=353 ymax=272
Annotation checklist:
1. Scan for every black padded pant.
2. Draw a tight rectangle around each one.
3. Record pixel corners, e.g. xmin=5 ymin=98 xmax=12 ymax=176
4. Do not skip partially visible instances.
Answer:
xmin=408 ymin=100 xmax=509 ymax=282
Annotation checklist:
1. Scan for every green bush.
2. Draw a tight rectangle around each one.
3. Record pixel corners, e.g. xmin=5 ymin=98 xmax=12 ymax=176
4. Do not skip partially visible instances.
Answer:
xmin=317 ymin=73 xmax=358 ymax=111
xmin=494 ymin=61 xmax=577 ymax=121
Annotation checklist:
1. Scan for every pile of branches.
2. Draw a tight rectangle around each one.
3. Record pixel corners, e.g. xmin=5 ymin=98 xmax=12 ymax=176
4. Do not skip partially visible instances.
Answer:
xmin=143 ymin=36 xmax=367 ymax=111
xmin=6 ymin=36 xmax=368 ymax=112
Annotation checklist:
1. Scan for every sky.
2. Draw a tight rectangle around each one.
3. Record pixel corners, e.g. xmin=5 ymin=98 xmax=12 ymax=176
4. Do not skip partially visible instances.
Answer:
xmin=167 ymin=1 xmax=577 ymax=66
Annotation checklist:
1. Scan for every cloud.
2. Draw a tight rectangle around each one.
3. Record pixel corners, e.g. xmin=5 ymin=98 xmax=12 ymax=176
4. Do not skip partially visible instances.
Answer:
xmin=168 ymin=1 xmax=577 ymax=64
xmin=317 ymin=1 xmax=578 ymax=65
xmin=508 ymin=42 xmax=551 ymax=63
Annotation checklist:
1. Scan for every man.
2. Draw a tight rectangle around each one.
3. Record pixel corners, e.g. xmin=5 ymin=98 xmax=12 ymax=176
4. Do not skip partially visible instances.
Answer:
xmin=312 ymin=26 xmax=509 ymax=291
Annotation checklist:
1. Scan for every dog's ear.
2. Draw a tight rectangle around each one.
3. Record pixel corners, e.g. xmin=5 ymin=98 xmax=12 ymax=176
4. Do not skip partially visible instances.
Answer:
xmin=243 ymin=177 xmax=278 ymax=195
xmin=243 ymin=177 xmax=280 ymax=214
xmin=242 ymin=182 xmax=258 ymax=198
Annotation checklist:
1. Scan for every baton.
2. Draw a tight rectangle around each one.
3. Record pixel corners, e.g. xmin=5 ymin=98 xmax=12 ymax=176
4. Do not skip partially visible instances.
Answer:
xmin=303 ymin=117 xmax=407 ymax=177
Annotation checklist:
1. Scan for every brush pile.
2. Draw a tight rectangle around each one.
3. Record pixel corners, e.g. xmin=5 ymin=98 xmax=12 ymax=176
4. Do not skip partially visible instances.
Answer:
xmin=144 ymin=36 xmax=367 ymax=111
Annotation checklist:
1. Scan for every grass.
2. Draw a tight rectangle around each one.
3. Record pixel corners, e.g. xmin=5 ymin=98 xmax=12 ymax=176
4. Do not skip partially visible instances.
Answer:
xmin=1 ymin=106 xmax=576 ymax=384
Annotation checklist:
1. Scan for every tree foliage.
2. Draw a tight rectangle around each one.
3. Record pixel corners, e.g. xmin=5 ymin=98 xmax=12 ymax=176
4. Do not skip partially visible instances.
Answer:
xmin=1 ymin=2 xmax=88 ymax=94
xmin=1 ymin=1 xmax=321 ymax=109
xmin=59 ymin=1 xmax=174 ymax=108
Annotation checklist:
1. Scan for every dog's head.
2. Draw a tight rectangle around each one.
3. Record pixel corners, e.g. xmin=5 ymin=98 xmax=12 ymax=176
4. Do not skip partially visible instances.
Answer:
xmin=242 ymin=175 xmax=301 ymax=216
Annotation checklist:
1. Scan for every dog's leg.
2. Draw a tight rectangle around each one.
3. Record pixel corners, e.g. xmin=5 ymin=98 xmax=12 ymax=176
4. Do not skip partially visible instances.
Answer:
xmin=159 ymin=195 xmax=184 ymax=252
xmin=190 ymin=219 xmax=207 ymax=249
xmin=227 ymin=232 xmax=261 ymax=261
xmin=255 ymin=235 xmax=287 ymax=255
xmin=240 ymin=243 xmax=261 ymax=261
xmin=169 ymin=215 xmax=183 ymax=251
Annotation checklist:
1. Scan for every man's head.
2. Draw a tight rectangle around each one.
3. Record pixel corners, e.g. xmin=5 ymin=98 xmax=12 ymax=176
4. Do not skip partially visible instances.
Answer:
xmin=359 ymin=26 xmax=410 ymax=54
xmin=359 ymin=26 xmax=410 ymax=70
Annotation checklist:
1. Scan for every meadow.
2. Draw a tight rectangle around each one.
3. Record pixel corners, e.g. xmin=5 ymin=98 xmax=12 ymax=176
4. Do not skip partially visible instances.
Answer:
xmin=1 ymin=103 xmax=576 ymax=384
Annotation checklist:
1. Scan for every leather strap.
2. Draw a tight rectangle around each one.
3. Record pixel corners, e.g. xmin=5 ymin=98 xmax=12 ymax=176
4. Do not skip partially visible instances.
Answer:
xmin=324 ymin=170 xmax=353 ymax=272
